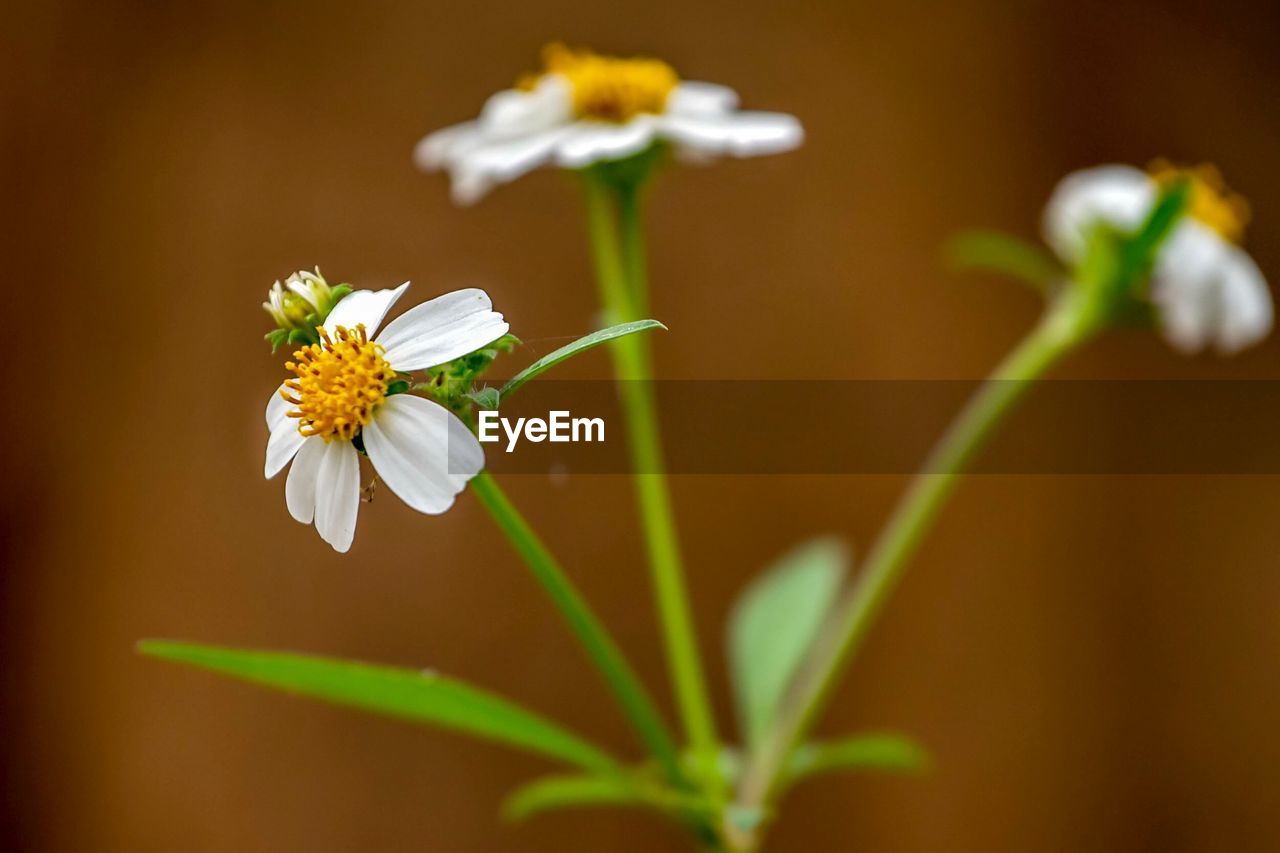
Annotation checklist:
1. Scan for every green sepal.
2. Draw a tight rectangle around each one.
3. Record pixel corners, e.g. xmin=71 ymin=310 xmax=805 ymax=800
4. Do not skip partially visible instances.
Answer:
xmin=385 ymin=379 xmax=411 ymax=397
xmin=422 ymin=334 xmax=521 ymax=410
xmin=467 ymin=387 xmax=501 ymax=410
xmin=265 ymin=328 xmax=289 ymax=353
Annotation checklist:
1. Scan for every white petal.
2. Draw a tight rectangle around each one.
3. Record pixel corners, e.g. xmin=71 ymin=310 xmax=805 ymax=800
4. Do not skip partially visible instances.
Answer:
xmin=266 ymin=383 xmax=291 ymax=428
xmin=1215 ymin=246 xmax=1273 ymax=353
xmin=415 ymin=121 xmax=484 ymax=171
xmin=265 ymin=385 xmax=304 ymax=479
xmin=416 ymin=78 xmax=574 ymax=203
xmin=658 ymin=111 xmax=803 ymax=158
xmin=447 ymin=127 xmax=575 ymax=205
xmin=285 ymin=436 xmax=326 ymax=525
xmin=479 ymin=76 xmax=574 ymax=135
xmin=1042 ymin=165 xmax=1154 ymax=263
xmin=377 ymin=288 xmax=509 ymax=371
xmin=364 ymin=395 xmax=484 ymax=515
xmin=1151 ymin=224 xmax=1229 ymax=353
xmin=553 ymin=120 xmax=660 ymax=169
xmin=313 ymin=439 xmax=361 ymax=553
xmin=321 ymin=282 xmax=409 ymax=338
xmin=667 ymin=81 xmax=740 ymax=116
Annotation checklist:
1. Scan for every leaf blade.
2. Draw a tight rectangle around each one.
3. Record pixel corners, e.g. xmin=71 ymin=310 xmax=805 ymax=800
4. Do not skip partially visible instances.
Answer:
xmin=498 ymin=320 xmax=666 ymax=401
xmin=944 ymin=229 xmax=1062 ymax=291
xmin=139 ymin=641 xmax=620 ymax=774
xmin=502 ymin=773 xmax=640 ymax=822
xmin=785 ymin=732 xmax=930 ymax=785
xmin=727 ymin=537 xmax=848 ymax=749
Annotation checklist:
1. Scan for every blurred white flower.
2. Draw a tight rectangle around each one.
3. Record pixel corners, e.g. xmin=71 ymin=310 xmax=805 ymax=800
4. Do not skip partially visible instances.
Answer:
xmin=265 ymin=284 xmax=508 ymax=552
xmin=1044 ymin=162 xmax=1272 ymax=354
xmin=417 ymin=43 xmax=804 ymax=204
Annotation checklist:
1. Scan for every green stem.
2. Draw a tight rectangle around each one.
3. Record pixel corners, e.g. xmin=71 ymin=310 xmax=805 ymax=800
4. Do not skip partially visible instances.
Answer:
xmin=617 ymin=181 xmax=651 ymax=318
xmin=579 ymin=172 xmax=725 ymax=797
xmin=733 ymin=293 xmax=1100 ymax=828
xmin=469 ymin=471 xmax=686 ymax=787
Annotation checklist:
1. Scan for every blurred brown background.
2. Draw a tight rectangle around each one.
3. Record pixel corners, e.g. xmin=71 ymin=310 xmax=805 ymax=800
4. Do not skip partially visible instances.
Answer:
xmin=6 ymin=0 xmax=1280 ymax=850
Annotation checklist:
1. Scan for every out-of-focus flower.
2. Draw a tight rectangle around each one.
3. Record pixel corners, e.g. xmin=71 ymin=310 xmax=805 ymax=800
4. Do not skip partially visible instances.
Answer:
xmin=1044 ymin=162 xmax=1272 ymax=353
xmin=265 ymin=283 xmax=509 ymax=552
xmin=417 ymin=43 xmax=804 ymax=204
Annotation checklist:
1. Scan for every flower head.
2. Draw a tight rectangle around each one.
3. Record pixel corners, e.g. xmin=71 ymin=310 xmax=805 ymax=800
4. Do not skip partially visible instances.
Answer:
xmin=417 ymin=43 xmax=804 ymax=204
xmin=265 ymin=282 xmax=509 ymax=552
xmin=264 ymin=268 xmax=352 ymax=351
xmin=1044 ymin=162 xmax=1272 ymax=353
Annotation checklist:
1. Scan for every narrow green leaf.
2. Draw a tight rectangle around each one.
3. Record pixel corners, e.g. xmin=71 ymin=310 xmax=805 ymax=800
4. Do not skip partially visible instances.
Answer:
xmin=498 ymin=320 xmax=667 ymax=401
xmin=785 ymin=732 xmax=930 ymax=785
xmin=139 ymin=641 xmax=620 ymax=774
xmin=502 ymin=770 xmax=715 ymax=823
xmin=727 ymin=537 xmax=848 ymax=749
xmin=944 ymin=230 xmax=1062 ymax=291
xmin=502 ymin=773 xmax=640 ymax=822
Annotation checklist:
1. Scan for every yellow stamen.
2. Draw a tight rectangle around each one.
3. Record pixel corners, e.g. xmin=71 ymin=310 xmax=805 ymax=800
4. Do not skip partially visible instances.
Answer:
xmin=526 ymin=42 xmax=678 ymax=123
xmin=282 ymin=324 xmax=391 ymax=442
xmin=1148 ymin=159 xmax=1251 ymax=244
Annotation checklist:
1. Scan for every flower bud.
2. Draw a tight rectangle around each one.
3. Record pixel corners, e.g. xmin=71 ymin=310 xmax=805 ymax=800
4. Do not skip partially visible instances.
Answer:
xmin=263 ymin=268 xmax=352 ymax=351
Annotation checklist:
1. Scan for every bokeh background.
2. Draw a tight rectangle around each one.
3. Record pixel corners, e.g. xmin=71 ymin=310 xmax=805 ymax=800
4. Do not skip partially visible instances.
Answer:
xmin=6 ymin=0 xmax=1280 ymax=850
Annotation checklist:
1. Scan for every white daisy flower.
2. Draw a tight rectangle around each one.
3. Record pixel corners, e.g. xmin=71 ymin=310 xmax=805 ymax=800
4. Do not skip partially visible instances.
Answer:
xmin=1043 ymin=161 xmax=1272 ymax=354
xmin=416 ymin=43 xmax=804 ymax=204
xmin=264 ymin=282 xmax=509 ymax=552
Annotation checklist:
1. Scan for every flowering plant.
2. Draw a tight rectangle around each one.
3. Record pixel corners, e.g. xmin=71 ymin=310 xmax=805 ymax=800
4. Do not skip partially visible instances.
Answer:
xmin=141 ymin=44 xmax=1271 ymax=851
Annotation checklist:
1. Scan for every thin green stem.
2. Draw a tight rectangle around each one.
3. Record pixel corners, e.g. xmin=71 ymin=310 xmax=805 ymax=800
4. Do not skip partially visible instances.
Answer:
xmin=733 ymin=294 xmax=1100 ymax=830
xmin=617 ymin=181 xmax=651 ymax=318
xmin=469 ymin=471 xmax=686 ymax=787
xmin=579 ymin=172 xmax=725 ymax=798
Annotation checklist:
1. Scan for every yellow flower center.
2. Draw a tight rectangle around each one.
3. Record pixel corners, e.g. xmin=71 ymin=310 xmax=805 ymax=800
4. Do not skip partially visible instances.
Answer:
xmin=527 ymin=43 xmax=678 ymax=123
xmin=281 ymin=325 xmax=392 ymax=442
xmin=1148 ymin=159 xmax=1251 ymax=244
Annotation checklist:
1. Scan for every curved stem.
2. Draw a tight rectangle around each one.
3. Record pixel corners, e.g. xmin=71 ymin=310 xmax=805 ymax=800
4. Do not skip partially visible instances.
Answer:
xmin=579 ymin=172 xmax=725 ymax=798
xmin=469 ymin=471 xmax=686 ymax=788
xmin=734 ymin=295 xmax=1099 ymax=826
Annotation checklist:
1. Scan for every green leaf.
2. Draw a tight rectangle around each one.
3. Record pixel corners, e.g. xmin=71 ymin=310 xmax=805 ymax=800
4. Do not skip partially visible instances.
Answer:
xmin=784 ymin=732 xmax=930 ymax=786
xmin=139 ymin=641 xmax=620 ymax=774
xmin=498 ymin=320 xmax=667 ymax=401
xmin=943 ymin=230 xmax=1063 ymax=292
xmin=467 ymin=386 xmax=501 ymax=410
xmin=727 ymin=537 xmax=848 ymax=749
xmin=502 ymin=770 xmax=715 ymax=823
xmin=502 ymin=773 xmax=640 ymax=822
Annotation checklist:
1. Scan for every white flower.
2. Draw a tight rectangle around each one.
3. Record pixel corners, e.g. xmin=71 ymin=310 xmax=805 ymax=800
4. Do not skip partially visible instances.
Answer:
xmin=1043 ymin=162 xmax=1272 ymax=354
xmin=265 ymin=283 xmax=509 ymax=552
xmin=417 ymin=43 xmax=804 ymax=204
